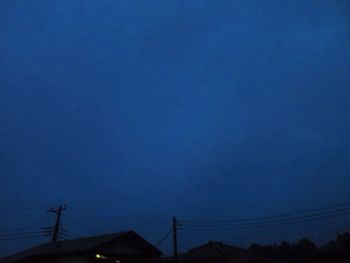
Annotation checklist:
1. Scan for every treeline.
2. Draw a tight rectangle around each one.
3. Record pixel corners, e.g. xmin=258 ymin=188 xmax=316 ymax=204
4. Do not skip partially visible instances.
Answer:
xmin=248 ymin=232 xmax=350 ymax=261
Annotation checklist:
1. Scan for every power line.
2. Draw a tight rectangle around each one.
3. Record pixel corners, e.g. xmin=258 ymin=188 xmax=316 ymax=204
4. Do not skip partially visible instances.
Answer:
xmin=55 ymin=225 xmax=81 ymax=239
xmin=155 ymin=228 xmax=173 ymax=247
xmin=59 ymin=233 xmax=71 ymax=238
xmin=178 ymin=207 xmax=350 ymax=231
xmin=180 ymin=207 xmax=350 ymax=227
xmin=0 ymin=204 xmax=79 ymax=243
xmin=179 ymin=201 xmax=350 ymax=224
xmin=63 ymin=230 xmax=81 ymax=239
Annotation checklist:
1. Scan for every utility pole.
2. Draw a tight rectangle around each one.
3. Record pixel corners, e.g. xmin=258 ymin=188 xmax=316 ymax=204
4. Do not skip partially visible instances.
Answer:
xmin=172 ymin=216 xmax=178 ymax=260
xmin=48 ymin=205 xmax=67 ymax=242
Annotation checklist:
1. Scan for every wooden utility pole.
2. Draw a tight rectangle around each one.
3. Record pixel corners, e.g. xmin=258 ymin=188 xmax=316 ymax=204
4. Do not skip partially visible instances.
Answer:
xmin=48 ymin=205 xmax=67 ymax=242
xmin=172 ymin=216 xmax=178 ymax=260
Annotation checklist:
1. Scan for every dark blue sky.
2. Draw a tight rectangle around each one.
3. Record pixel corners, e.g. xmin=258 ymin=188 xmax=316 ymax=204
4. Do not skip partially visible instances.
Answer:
xmin=1 ymin=0 xmax=350 ymax=257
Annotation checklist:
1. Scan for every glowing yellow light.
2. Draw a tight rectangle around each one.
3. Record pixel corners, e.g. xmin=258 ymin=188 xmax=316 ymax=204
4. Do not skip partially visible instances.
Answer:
xmin=96 ymin=254 xmax=109 ymax=260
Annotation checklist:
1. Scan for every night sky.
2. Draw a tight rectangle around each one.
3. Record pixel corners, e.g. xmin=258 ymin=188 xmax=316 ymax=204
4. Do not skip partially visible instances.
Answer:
xmin=1 ymin=0 xmax=350 ymax=257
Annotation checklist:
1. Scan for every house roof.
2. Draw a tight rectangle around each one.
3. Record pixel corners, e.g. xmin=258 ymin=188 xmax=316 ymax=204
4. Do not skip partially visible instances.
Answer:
xmin=180 ymin=241 xmax=248 ymax=260
xmin=1 ymin=230 xmax=162 ymax=263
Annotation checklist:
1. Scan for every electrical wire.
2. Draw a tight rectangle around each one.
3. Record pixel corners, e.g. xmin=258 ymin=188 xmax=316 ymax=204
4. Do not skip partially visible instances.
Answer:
xmin=58 ymin=226 xmax=81 ymax=239
xmin=179 ymin=207 xmax=350 ymax=227
xmin=179 ymin=201 xmax=350 ymax=224
xmin=155 ymin=228 xmax=173 ymax=247
xmin=58 ymin=231 xmax=71 ymax=238
xmin=178 ymin=203 xmax=350 ymax=231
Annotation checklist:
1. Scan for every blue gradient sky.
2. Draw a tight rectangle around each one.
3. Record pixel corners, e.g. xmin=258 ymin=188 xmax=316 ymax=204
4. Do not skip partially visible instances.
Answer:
xmin=1 ymin=0 xmax=350 ymax=257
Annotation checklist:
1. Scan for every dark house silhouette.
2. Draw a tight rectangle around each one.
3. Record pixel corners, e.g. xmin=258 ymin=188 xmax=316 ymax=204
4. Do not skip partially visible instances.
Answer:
xmin=0 ymin=230 xmax=162 ymax=263
xmin=178 ymin=241 xmax=270 ymax=263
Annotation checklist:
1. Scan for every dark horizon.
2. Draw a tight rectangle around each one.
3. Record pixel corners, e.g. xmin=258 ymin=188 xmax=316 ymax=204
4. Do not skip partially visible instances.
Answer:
xmin=1 ymin=0 xmax=350 ymax=258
